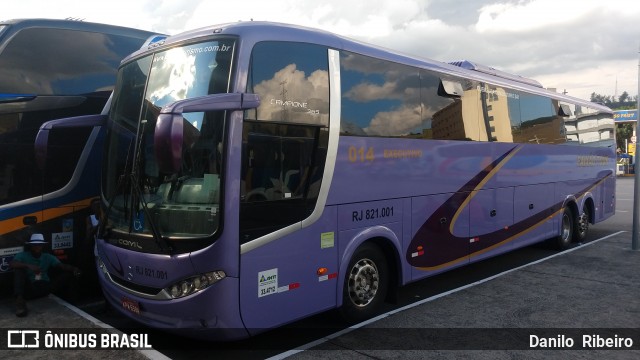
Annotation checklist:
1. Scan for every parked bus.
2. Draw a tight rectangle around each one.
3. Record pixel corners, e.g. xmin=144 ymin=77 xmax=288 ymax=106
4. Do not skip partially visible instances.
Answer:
xmin=0 ymin=18 xmax=164 ymax=292
xmin=87 ymin=22 xmax=614 ymax=339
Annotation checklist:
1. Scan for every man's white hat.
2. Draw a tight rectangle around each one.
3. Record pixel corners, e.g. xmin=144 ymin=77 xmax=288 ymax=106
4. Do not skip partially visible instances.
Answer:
xmin=26 ymin=233 xmax=47 ymax=245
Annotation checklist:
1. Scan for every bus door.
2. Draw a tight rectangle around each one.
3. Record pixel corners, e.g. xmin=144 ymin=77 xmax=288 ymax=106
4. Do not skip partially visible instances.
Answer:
xmin=238 ymin=123 xmax=337 ymax=333
xmin=238 ymin=41 xmax=334 ymax=332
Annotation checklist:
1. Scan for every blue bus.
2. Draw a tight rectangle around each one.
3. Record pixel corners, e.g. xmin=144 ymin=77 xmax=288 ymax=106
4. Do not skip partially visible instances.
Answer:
xmin=86 ymin=22 xmax=613 ymax=339
xmin=0 ymin=18 xmax=164 ymax=292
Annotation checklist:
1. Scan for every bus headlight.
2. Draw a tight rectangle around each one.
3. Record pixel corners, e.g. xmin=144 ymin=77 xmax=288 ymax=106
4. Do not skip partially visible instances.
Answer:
xmin=165 ymin=271 xmax=226 ymax=299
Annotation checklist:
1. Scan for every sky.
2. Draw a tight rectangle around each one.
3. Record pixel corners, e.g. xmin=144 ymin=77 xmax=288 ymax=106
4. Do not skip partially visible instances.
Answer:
xmin=3 ymin=0 xmax=639 ymax=102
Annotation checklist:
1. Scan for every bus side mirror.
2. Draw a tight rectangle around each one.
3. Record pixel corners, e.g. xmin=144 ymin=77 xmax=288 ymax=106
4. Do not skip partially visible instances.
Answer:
xmin=154 ymin=113 xmax=196 ymax=174
xmin=558 ymin=104 xmax=572 ymax=117
xmin=154 ymin=93 xmax=260 ymax=173
xmin=34 ymin=114 xmax=107 ymax=170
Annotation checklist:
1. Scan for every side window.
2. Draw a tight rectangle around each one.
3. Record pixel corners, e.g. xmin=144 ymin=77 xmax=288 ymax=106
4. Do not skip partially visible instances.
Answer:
xmin=563 ymin=103 xmax=614 ymax=146
xmin=44 ymin=127 xmax=93 ymax=194
xmin=241 ymin=41 xmax=330 ymax=242
xmin=0 ymin=27 xmax=147 ymax=95
xmin=0 ymin=113 xmax=41 ymax=205
xmin=340 ymin=51 xmax=421 ymax=137
xmin=0 ymin=26 xmax=149 ymax=206
xmin=427 ymin=74 xmax=485 ymax=141
xmin=480 ymin=85 xmax=521 ymax=143
xmin=562 ymin=102 xmax=579 ymax=143
xmin=516 ymin=93 xmax=563 ymax=144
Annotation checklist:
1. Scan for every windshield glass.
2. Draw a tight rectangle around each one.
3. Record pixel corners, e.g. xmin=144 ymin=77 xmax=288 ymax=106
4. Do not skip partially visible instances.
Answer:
xmin=103 ymin=39 xmax=234 ymax=243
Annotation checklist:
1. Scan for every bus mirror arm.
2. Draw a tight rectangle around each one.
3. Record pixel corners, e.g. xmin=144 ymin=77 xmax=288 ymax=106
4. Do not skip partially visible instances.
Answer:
xmin=154 ymin=93 xmax=260 ymax=173
xmin=159 ymin=93 xmax=260 ymax=114
xmin=34 ymin=114 xmax=108 ymax=171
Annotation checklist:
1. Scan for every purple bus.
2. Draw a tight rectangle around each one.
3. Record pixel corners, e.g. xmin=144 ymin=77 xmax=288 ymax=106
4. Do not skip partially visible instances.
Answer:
xmin=92 ymin=22 xmax=615 ymax=340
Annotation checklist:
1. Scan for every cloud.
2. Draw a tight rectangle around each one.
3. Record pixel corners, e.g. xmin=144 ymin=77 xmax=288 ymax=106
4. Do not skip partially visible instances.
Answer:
xmin=253 ymin=63 xmax=330 ymax=125
xmin=363 ymin=0 xmax=640 ymax=100
xmin=475 ymin=0 xmax=592 ymax=33
xmin=364 ymin=104 xmax=422 ymax=136
xmin=3 ymin=0 xmax=638 ymax=101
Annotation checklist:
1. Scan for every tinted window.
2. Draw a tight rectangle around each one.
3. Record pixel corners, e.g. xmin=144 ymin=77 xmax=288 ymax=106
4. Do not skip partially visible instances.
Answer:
xmin=0 ymin=26 xmax=151 ymax=206
xmin=241 ymin=41 xmax=329 ymax=241
xmin=427 ymin=74 xmax=485 ymax=141
xmin=514 ymin=93 xmax=563 ymax=144
xmin=0 ymin=96 xmax=108 ymax=206
xmin=340 ymin=51 xmax=421 ymax=137
xmin=0 ymin=112 xmax=41 ymax=205
xmin=0 ymin=27 xmax=146 ymax=95
xmin=478 ymin=84 xmax=521 ymax=142
xmin=563 ymin=102 xmax=614 ymax=146
xmin=246 ymin=41 xmax=329 ymax=127
xmin=43 ymin=127 xmax=93 ymax=193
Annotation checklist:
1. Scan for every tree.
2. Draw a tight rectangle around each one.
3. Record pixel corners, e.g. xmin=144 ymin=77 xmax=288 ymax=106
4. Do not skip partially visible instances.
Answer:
xmin=590 ymin=91 xmax=636 ymax=109
xmin=590 ymin=92 xmax=611 ymax=105
xmin=619 ymin=91 xmax=630 ymax=104
xmin=617 ymin=123 xmax=634 ymax=153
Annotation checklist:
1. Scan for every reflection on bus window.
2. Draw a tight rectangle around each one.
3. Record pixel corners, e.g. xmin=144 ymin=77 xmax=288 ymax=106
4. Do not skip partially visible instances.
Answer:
xmin=562 ymin=102 xmax=614 ymax=146
xmin=0 ymin=25 xmax=157 ymax=206
xmin=241 ymin=41 xmax=330 ymax=241
xmin=339 ymin=51 xmax=421 ymax=137
xmin=0 ymin=27 xmax=144 ymax=95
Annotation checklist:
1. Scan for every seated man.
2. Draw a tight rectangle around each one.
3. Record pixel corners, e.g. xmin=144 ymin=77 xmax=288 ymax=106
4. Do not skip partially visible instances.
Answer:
xmin=10 ymin=233 xmax=81 ymax=317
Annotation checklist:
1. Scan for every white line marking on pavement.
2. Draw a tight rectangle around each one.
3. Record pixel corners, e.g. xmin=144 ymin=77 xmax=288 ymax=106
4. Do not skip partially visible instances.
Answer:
xmin=267 ymin=230 xmax=627 ymax=359
xmin=50 ymin=295 xmax=172 ymax=360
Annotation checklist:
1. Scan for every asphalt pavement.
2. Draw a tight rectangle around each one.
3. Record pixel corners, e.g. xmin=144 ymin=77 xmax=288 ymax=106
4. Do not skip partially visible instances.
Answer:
xmin=0 ymin=291 xmax=168 ymax=359
xmin=282 ymin=230 xmax=639 ymax=360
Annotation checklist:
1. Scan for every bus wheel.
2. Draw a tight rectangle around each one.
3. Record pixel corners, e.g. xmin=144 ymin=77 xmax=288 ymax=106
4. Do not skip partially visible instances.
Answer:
xmin=573 ymin=205 xmax=590 ymax=243
xmin=554 ymin=207 xmax=574 ymax=250
xmin=340 ymin=243 xmax=388 ymax=323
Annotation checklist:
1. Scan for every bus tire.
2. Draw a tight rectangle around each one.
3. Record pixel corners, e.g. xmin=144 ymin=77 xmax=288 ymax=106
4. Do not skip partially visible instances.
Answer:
xmin=554 ymin=207 xmax=574 ymax=250
xmin=340 ymin=243 xmax=388 ymax=323
xmin=573 ymin=205 xmax=590 ymax=243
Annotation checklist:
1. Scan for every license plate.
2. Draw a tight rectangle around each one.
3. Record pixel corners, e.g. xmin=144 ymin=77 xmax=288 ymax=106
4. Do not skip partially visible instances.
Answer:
xmin=121 ymin=297 xmax=140 ymax=315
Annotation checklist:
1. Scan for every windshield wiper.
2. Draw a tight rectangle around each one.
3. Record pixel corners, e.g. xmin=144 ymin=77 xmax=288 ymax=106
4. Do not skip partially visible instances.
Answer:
xmin=100 ymin=135 xmax=134 ymax=241
xmin=130 ymin=119 xmax=174 ymax=254
xmin=129 ymin=172 xmax=173 ymax=254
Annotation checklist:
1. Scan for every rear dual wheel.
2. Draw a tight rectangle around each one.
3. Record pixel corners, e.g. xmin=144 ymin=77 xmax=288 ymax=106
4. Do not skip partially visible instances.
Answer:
xmin=554 ymin=207 xmax=574 ymax=250
xmin=574 ymin=205 xmax=590 ymax=243
xmin=554 ymin=204 xmax=590 ymax=250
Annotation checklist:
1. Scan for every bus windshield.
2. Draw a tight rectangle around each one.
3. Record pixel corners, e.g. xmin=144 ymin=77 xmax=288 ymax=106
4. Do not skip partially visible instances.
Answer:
xmin=103 ymin=39 xmax=235 ymax=244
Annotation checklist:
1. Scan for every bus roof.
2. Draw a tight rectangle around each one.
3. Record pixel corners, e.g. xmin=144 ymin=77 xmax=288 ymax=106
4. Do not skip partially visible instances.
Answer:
xmin=0 ymin=18 xmax=161 ymax=50
xmin=0 ymin=18 xmax=157 ymax=37
xmin=123 ymin=21 xmax=611 ymax=114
